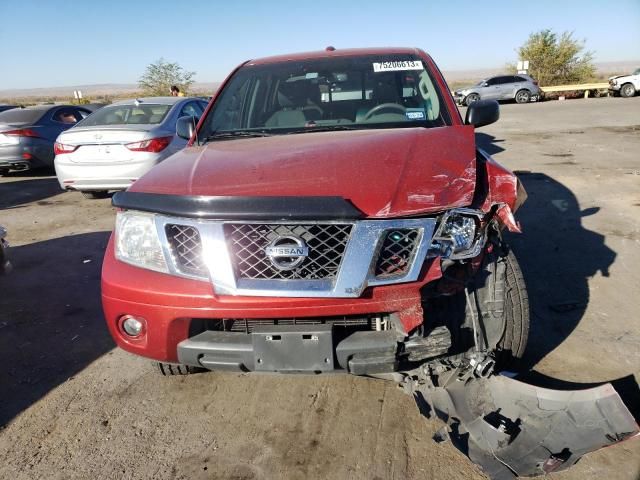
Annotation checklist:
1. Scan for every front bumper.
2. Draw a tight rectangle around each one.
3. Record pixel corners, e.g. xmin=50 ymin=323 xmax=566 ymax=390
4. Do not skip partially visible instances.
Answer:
xmin=101 ymin=235 xmax=444 ymax=364
xmin=178 ymin=327 xmax=405 ymax=374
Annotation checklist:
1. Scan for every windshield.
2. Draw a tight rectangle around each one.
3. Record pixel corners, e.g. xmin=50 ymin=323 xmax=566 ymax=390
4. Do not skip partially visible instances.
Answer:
xmin=634 ymin=68 xmax=640 ymax=75
xmin=200 ymin=54 xmax=449 ymax=139
xmin=78 ymin=104 xmax=172 ymax=127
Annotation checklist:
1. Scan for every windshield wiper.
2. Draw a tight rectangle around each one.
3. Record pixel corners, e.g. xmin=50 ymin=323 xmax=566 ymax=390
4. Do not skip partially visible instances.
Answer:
xmin=285 ymin=125 xmax=359 ymax=135
xmin=202 ymin=130 xmax=274 ymax=142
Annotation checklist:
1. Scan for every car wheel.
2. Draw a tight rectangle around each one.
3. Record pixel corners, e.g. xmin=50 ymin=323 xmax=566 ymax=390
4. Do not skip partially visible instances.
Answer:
xmin=515 ymin=89 xmax=531 ymax=104
xmin=620 ymin=83 xmax=636 ymax=98
xmin=425 ymin=249 xmax=529 ymax=371
xmin=81 ymin=191 xmax=109 ymax=199
xmin=496 ymin=250 xmax=529 ymax=366
xmin=0 ymin=168 xmax=9 ymax=176
xmin=464 ymin=93 xmax=480 ymax=106
xmin=156 ymin=362 xmax=204 ymax=376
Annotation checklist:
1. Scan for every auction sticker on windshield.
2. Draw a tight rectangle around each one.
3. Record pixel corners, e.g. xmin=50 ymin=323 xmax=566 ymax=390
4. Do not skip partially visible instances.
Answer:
xmin=373 ymin=60 xmax=423 ymax=72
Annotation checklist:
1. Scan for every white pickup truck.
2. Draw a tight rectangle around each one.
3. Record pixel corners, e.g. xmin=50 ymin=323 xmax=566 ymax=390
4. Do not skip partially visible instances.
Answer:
xmin=609 ymin=67 xmax=640 ymax=97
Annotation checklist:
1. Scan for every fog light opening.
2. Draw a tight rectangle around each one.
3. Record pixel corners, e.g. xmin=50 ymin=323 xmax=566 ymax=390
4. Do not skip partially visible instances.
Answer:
xmin=119 ymin=315 xmax=146 ymax=338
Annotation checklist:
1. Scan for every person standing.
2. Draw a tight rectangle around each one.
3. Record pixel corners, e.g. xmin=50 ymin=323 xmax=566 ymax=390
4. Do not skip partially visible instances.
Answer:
xmin=170 ymin=85 xmax=185 ymax=97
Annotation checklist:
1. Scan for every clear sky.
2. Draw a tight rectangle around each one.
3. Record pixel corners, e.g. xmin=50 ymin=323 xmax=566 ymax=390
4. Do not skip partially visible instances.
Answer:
xmin=1 ymin=0 xmax=639 ymax=89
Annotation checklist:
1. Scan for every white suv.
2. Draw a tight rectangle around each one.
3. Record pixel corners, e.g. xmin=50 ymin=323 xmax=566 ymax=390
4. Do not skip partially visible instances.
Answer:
xmin=609 ymin=68 xmax=640 ymax=98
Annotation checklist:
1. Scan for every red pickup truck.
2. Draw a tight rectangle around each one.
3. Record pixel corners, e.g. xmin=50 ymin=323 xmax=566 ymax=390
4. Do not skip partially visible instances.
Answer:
xmin=102 ymin=48 xmax=638 ymax=478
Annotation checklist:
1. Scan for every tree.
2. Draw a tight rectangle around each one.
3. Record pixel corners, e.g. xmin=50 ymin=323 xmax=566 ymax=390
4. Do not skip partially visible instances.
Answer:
xmin=509 ymin=30 xmax=596 ymax=86
xmin=138 ymin=58 xmax=195 ymax=96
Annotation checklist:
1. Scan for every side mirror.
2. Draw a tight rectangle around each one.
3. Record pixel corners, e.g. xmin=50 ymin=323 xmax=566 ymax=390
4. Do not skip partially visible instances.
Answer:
xmin=465 ymin=99 xmax=499 ymax=128
xmin=176 ymin=115 xmax=198 ymax=140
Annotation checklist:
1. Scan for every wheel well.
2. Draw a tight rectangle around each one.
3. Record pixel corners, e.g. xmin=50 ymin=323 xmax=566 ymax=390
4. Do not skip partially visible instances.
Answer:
xmin=515 ymin=88 xmax=531 ymax=97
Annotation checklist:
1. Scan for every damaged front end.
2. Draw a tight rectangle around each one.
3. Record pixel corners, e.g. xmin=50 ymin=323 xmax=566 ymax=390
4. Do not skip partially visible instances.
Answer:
xmin=401 ymin=362 xmax=639 ymax=479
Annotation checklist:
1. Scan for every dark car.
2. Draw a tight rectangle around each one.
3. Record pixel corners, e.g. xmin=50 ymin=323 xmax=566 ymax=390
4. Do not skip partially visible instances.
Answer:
xmin=0 ymin=104 xmax=91 ymax=175
xmin=0 ymin=105 xmax=18 ymax=114
xmin=81 ymin=103 xmax=107 ymax=112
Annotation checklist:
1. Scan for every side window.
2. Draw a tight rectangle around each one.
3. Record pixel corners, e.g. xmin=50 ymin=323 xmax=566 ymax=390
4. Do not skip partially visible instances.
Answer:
xmin=514 ymin=76 xmax=527 ymax=83
xmin=52 ymin=108 xmax=80 ymax=125
xmin=496 ymin=76 xmax=511 ymax=85
xmin=485 ymin=78 xmax=498 ymax=86
xmin=179 ymin=102 xmax=201 ymax=118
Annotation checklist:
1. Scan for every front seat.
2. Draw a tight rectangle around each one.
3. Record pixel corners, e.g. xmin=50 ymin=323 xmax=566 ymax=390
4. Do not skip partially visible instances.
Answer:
xmin=265 ymin=86 xmax=307 ymax=127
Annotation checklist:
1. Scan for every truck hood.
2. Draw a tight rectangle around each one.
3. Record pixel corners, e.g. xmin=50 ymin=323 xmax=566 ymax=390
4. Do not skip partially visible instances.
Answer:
xmin=130 ymin=126 xmax=477 ymax=218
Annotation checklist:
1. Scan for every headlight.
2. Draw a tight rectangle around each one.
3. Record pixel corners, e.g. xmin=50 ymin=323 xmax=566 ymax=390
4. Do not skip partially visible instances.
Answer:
xmin=429 ymin=210 xmax=484 ymax=259
xmin=115 ymin=211 xmax=168 ymax=273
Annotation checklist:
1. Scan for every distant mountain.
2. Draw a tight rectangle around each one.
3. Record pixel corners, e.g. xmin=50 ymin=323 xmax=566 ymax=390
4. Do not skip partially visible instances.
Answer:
xmin=0 ymin=82 xmax=221 ymax=100
xmin=1 ymin=61 xmax=637 ymax=100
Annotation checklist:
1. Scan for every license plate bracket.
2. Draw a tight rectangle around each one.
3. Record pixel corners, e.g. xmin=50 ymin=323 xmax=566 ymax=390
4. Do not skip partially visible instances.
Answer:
xmin=252 ymin=324 xmax=334 ymax=372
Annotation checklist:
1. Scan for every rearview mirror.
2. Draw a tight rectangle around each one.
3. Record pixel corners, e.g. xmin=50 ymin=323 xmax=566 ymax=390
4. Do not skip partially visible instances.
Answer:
xmin=465 ymin=99 xmax=499 ymax=128
xmin=176 ymin=115 xmax=198 ymax=140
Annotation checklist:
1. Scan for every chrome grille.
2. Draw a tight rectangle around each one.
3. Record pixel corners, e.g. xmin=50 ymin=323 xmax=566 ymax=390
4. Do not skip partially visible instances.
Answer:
xmin=224 ymin=223 xmax=352 ymax=280
xmin=165 ymin=224 xmax=206 ymax=275
xmin=375 ymin=228 xmax=420 ymax=277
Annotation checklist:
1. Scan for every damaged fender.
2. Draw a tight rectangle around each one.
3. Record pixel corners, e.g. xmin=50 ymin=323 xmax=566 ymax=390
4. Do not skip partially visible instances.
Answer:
xmin=409 ymin=374 xmax=639 ymax=479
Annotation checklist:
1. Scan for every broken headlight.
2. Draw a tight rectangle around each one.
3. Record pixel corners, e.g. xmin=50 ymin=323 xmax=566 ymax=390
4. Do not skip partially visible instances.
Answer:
xmin=115 ymin=211 xmax=168 ymax=273
xmin=429 ymin=210 xmax=484 ymax=259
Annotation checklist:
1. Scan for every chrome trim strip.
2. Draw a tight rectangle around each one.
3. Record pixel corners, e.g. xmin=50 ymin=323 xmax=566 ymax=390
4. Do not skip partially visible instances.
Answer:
xmin=152 ymin=215 xmax=438 ymax=298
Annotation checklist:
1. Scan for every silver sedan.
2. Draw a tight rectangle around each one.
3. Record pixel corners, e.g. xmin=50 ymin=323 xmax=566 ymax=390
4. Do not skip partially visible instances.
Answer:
xmin=54 ymin=97 xmax=208 ymax=198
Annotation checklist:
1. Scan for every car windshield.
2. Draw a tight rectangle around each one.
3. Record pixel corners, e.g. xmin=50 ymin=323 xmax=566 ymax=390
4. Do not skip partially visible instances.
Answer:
xmin=634 ymin=68 xmax=640 ymax=75
xmin=78 ymin=104 xmax=172 ymax=126
xmin=200 ymin=54 xmax=449 ymax=139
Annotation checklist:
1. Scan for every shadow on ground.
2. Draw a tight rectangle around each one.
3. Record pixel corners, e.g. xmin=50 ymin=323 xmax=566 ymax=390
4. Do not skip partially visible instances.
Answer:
xmin=0 ymin=170 xmax=64 ymax=209
xmin=506 ymin=172 xmax=616 ymax=368
xmin=0 ymin=232 xmax=114 ymax=426
xmin=475 ymin=132 xmax=506 ymax=157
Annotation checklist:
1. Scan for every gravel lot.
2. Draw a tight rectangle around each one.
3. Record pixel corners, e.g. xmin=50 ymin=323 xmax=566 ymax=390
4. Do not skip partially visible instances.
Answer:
xmin=1 ymin=97 xmax=639 ymax=480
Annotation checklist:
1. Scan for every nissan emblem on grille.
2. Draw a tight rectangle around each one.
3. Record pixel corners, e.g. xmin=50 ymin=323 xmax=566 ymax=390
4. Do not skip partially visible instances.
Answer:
xmin=265 ymin=236 xmax=309 ymax=271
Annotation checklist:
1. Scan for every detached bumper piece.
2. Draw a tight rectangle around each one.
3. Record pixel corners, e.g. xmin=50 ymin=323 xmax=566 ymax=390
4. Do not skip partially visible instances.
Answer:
xmin=408 ymin=374 xmax=639 ymax=479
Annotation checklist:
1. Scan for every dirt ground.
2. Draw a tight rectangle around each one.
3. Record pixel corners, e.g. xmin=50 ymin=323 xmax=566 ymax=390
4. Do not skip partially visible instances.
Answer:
xmin=0 ymin=97 xmax=639 ymax=480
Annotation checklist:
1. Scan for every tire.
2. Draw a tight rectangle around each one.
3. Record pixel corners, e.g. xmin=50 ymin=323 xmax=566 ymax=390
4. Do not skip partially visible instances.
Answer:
xmin=424 ymin=249 xmax=529 ymax=371
xmin=515 ymin=89 xmax=531 ymax=104
xmin=465 ymin=93 xmax=480 ymax=106
xmin=620 ymin=83 xmax=636 ymax=98
xmin=497 ymin=250 xmax=530 ymax=366
xmin=81 ymin=191 xmax=109 ymax=199
xmin=0 ymin=168 xmax=9 ymax=177
xmin=156 ymin=362 xmax=203 ymax=376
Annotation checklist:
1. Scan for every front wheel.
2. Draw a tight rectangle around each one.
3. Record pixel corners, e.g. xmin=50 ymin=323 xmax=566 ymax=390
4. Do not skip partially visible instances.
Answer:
xmin=515 ymin=89 xmax=531 ymax=104
xmin=465 ymin=93 xmax=480 ymax=106
xmin=498 ymin=250 xmax=530 ymax=364
xmin=0 ymin=168 xmax=9 ymax=177
xmin=426 ymin=249 xmax=530 ymax=371
xmin=620 ymin=83 xmax=636 ymax=98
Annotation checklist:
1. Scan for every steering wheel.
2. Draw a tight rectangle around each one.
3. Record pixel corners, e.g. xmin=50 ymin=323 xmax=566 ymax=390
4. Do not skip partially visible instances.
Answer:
xmin=362 ymin=103 xmax=407 ymax=121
